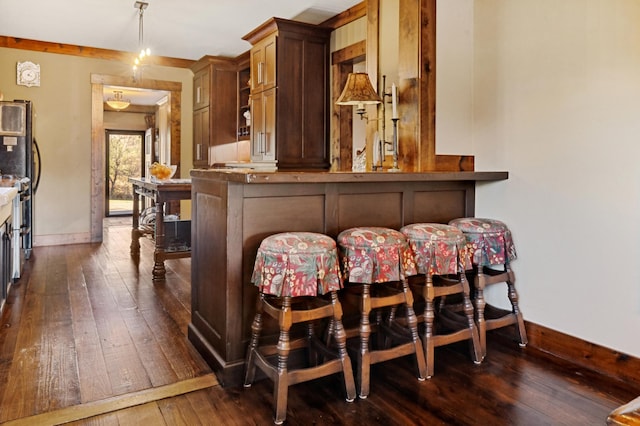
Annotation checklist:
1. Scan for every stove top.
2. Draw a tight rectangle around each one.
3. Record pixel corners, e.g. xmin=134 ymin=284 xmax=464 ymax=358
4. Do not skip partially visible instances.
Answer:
xmin=0 ymin=175 xmax=30 ymax=188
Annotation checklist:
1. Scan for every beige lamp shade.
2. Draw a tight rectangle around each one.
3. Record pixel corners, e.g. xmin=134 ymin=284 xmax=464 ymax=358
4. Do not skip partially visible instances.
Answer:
xmin=336 ymin=73 xmax=382 ymax=108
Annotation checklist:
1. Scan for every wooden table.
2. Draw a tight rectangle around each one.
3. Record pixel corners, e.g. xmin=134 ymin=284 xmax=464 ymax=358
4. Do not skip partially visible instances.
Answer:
xmin=188 ymin=169 xmax=509 ymax=386
xmin=129 ymin=177 xmax=192 ymax=281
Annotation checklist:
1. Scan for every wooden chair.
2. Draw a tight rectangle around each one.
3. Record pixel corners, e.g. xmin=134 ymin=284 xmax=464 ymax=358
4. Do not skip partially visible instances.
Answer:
xmin=336 ymin=227 xmax=427 ymax=399
xmin=244 ymin=232 xmax=356 ymax=425
xmin=449 ymin=218 xmax=527 ymax=358
xmin=400 ymin=223 xmax=482 ymax=377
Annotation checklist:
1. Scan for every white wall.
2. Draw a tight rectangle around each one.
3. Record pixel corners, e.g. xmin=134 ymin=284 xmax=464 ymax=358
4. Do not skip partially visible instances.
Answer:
xmin=437 ymin=0 xmax=640 ymax=357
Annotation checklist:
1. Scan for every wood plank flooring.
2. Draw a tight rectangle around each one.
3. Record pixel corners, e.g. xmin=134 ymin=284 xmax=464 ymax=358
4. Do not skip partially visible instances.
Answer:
xmin=0 ymin=217 xmax=638 ymax=425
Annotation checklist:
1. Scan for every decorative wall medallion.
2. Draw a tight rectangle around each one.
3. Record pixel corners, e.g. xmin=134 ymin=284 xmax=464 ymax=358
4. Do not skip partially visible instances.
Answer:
xmin=17 ymin=61 xmax=41 ymax=87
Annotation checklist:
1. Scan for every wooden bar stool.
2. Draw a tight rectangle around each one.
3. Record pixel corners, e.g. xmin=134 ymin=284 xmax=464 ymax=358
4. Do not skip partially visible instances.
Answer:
xmin=449 ymin=218 xmax=527 ymax=358
xmin=244 ymin=232 xmax=356 ymax=425
xmin=337 ymin=227 xmax=427 ymax=399
xmin=400 ymin=223 xmax=482 ymax=377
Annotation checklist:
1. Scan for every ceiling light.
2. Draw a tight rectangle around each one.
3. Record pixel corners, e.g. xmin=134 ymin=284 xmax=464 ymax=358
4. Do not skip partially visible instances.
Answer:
xmin=133 ymin=1 xmax=151 ymax=77
xmin=106 ymin=91 xmax=131 ymax=110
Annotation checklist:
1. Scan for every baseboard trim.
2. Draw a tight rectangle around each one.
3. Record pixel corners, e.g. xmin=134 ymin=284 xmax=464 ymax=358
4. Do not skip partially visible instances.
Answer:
xmin=33 ymin=232 xmax=91 ymax=247
xmin=501 ymin=321 xmax=640 ymax=389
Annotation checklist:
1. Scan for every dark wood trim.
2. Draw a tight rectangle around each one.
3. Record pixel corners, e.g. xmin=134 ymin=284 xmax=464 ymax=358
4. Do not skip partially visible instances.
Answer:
xmin=320 ymin=1 xmax=367 ymax=29
xmin=0 ymin=36 xmax=194 ymax=69
xmin=498 ymin=321 xmax=640 ymax=389
xmin=331 ymin=40 xmax=366 ymax=65
xmin=435 ymin=154 xmax=475 ymax=172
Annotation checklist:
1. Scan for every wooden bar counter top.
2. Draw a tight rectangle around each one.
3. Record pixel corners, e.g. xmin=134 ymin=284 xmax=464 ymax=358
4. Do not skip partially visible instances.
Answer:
xmin=188 ymin=169 xmax=508 ymax=386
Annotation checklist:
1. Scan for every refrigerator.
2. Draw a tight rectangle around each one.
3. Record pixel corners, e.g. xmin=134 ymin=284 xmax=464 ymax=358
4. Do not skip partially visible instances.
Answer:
xmin=0 ymin=99 xmax=39 ymax=271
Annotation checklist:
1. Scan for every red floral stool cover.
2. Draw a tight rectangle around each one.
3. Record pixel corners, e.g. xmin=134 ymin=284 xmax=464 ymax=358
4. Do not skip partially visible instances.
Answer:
xmin=337 ymin=227 xmax=417 ymax=283
xmin=246 ymin=232 xmax=356 ymax=424
xmin=400 ymin=223 xmax=471 ymax=275
xmin=251 ymin=232 xmax=343 ymax=297
xmin=336 ymin=227 xmax=426 ymax=398
xmin=448 ymin=218 xmax=516 ymax=266
xmin=400 ymin=223 xmax=482 ymax=377
xmin=448 ymin=218 xmax=527 ymax=358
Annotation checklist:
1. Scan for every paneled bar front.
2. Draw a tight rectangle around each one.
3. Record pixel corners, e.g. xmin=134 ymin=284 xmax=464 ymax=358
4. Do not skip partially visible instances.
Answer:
xmin=188 ymin=169 xmax=508 ymax=386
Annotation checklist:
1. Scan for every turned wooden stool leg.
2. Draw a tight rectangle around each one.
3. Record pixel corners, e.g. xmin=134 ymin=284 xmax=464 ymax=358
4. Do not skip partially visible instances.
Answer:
xmin=506 ymin=265 xmax=527 ymax=347
xmin=244 ymin=294 xmax=264 ymax=387
xmin=474 ymin=268 xmax=488 ymax=358
xmin=358 ymin=283 xmax=372 ymax=399
xmin=461 ymin=272 xmax=483 ymax=364
xmin=330 ymin=291 xmax=356 ymax=401
xmin=274 ymin=297 xmax=292 ymax=425
xmin=424 ymin=273 xmax=436 ymax=378
xmin=402 ymin=277 xmax=427 ymax=379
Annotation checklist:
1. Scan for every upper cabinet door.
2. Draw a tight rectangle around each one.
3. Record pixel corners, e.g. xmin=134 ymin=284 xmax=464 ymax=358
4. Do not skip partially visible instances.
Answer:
xmin=193 ymin=67 xmax=210 ymax=110
xmin=250 ymin=35 xmax=276 ymax=93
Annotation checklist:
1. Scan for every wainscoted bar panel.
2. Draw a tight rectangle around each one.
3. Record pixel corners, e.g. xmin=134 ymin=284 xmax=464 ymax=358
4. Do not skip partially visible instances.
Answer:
xmin=189 ymin=169 xmax=508 ymax=386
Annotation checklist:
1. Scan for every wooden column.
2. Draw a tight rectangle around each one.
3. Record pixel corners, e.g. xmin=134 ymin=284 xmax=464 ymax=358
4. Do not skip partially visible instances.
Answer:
xmin=365 ymin=0 xmax=380 ymax=171
xmin=398 ymin=0 xmax=474 ymax=172
xmin=398 ymin=0 xmax=436 ymax=172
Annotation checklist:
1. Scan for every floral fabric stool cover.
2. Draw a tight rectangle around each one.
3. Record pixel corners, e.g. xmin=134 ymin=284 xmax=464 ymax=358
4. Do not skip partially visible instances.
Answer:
xmin=337 ymin=227 xmax=426 ymax=399
xmin=244 ymin=232 xmax=356 ymax=424
xmin=448 ymin=218 xmax=527 ymax=357
xmin=447 ymin=218 xmax=517 ymax=266
xmin=400 ymin=223 xmax=482 ymax=377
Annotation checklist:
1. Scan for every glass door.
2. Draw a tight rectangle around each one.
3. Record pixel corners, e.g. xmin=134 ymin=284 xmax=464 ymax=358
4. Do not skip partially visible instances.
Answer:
xmin=105 ymin=130 xmax=144 ymax=217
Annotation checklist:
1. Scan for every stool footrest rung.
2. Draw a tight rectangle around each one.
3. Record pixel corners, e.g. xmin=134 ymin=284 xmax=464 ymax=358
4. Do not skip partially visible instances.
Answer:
xmin=368 ymin=342 xmax=419 ymax=365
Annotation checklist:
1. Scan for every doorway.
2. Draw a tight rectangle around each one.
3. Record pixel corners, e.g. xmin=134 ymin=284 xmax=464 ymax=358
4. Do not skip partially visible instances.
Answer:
xmin=90 ymin=74 xmax=183 ymax=243
xmin=105 ymin=130 xmax=144 ymax=216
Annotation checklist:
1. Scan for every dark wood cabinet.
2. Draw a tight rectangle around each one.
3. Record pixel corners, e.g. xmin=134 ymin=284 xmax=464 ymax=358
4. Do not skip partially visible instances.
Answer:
xmin=191 ymin=56 xmax=238 ymax=168
xmin=249 ymin=34 xmax=276 ymax=93
xmin=192 ymin=107 xmax=210 ymax=166
xmin=243 ymin=18 xmax=331 ymax=170
xmin=193 ymin=67 xmax=210 ymax=111
xmin=250 ymin=88 xmax=276 ymax=162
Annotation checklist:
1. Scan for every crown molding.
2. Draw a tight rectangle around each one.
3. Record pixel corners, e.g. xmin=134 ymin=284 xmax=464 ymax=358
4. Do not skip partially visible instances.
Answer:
xmin=0 ymin=35 xmax=194 ymax=69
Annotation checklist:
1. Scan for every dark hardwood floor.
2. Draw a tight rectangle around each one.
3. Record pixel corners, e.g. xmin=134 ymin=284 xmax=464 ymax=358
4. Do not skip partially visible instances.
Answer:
xmin=0 ymin=217 xmax=637 ymax=425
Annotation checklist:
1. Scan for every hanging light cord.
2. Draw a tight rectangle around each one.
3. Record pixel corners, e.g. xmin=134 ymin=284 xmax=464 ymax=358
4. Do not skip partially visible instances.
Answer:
xmin=138 ymin=4 xmax=144 ymax=51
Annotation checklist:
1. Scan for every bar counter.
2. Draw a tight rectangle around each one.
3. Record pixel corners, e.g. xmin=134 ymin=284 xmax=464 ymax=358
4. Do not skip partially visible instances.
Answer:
xmin=188 ymin=169 xmax=508 ymax=386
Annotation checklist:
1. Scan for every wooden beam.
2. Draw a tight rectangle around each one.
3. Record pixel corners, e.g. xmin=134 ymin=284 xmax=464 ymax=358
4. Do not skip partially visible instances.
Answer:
xmin=331 ymin=40 xmax=366 ymax=65
xmin=321 ymin=1 xmax=367 ymax=29
xmin=0 ymin=36 xmax=194 ymax=69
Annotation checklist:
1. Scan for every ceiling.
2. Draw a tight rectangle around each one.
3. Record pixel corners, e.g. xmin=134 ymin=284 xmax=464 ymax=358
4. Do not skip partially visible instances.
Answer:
xmin=0 ymin=0 xmax=361 ymax=61
xmin=2 ymin=0 xmax=361 ymax=107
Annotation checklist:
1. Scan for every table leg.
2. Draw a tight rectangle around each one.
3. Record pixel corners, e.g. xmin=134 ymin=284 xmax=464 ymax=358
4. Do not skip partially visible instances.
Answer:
xmin=153 ymin=201 xmax=166 ymax=281
xmin=130 ymin=187 xmax=141 ymax=256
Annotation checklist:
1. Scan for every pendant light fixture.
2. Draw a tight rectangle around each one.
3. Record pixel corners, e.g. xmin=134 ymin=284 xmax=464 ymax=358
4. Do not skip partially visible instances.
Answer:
xmin=133 ymin=1 xmax=151 ymax=77
xmin=106 ymin=91 xmax=131 ymax=111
